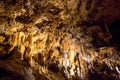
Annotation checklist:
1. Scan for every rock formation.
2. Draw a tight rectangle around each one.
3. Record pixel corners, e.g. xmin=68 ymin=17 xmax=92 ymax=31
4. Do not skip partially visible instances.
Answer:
xmin=0 ymin=0 xmax=120 ymax=80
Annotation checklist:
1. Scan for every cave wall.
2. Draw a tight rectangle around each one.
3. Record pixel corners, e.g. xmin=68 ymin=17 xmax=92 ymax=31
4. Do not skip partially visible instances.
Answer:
xmin=0 ymin=0 xmax=120 ymax=80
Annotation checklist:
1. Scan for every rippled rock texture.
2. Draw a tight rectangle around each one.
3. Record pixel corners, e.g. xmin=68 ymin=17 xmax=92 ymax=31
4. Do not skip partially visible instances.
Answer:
xmin=0 ymin=0 xmax=120 ymax=80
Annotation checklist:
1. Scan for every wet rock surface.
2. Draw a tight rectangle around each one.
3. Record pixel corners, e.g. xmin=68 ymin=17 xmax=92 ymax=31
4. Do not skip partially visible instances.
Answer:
xmin=0 ymin=0 xmax=120 ymax=80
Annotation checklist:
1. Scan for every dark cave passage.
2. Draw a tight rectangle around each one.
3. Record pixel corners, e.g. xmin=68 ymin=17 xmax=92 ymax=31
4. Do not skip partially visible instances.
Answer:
xmin=109 ymin=19 xmax=120 ymax=51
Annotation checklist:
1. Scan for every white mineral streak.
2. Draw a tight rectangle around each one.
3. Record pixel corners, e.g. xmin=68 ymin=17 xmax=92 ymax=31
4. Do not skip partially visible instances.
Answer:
xmin=116 ymin=66 xmax=120 ymax=74
xmin=63 ymin=51 xmax=70 ymax=67
xmin=70 ymin=68 xmax=74 ymax=76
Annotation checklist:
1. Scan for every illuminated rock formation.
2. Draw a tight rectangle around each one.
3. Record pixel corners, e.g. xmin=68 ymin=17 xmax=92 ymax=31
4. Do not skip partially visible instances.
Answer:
xmin=0 ymin=0 xmax=120 ymax=80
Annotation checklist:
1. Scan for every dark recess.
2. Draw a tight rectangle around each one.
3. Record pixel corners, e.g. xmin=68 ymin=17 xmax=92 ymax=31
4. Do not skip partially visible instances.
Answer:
xmin=109 ymin=19 xmax=120 ymax=51
xmin=0 ymin=68 xmax=25 ymax=80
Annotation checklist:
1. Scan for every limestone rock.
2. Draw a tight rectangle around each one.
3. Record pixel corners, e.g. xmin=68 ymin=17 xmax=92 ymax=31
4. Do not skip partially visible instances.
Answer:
xmin=0 ymin=0 xmax=120 ymax=80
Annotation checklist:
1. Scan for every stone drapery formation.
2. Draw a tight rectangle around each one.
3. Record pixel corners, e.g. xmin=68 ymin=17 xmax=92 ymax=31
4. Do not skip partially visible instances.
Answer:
xmin=0 ymin=0 xmax=120 ymax=80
